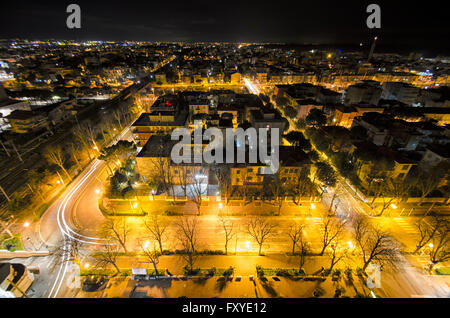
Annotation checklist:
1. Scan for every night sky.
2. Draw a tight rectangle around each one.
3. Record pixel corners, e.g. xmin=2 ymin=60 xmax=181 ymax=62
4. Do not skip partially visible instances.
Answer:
xmin=1 ymin=0 xmax=448 ymax=53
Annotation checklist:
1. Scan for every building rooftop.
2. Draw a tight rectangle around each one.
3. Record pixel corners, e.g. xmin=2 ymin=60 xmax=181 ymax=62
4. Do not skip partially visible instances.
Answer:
xmin=6 ymin=109 xmax=44 ymax=120
xmin=427 ymin=144 xmax=450 ymax=159
xmin=132 ymin=109 xmax=188 ymax=127
xmin=136 ymin=134 xmax=176 ymax=157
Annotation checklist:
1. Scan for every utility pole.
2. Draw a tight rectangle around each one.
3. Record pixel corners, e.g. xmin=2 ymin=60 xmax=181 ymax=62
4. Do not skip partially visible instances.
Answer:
xmin=9 ymin=140 xmax=23 ymax=162
xmin=0 ymin=184 xmax=10 ymax=202
xmin=0 ymin=139 xmax=10 ymax=157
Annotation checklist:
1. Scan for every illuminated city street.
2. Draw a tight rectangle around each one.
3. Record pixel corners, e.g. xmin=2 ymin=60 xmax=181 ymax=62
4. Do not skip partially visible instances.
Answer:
xmin=0 ymin=2 xmax=449 ymax=312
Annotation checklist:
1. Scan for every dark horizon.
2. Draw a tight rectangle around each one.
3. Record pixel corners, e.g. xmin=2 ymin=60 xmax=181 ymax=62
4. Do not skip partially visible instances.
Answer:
xmin=1 ymin=1 xmax=449 ymax=56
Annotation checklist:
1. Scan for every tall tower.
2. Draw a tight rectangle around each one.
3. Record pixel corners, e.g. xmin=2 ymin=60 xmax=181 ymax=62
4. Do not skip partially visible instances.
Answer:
xmin=367 ymin=36 xmax=377 ymax=62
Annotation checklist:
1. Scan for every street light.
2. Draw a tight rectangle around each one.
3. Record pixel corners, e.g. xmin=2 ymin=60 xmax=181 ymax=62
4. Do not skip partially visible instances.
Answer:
xmin=348 ymin=241 xmax=354 ymax=249
xmin=428 ymin=243 xmax=434 ymax=248
xmin=390 ymin=203 xmax=398 ymax=209
xmin=219 ymin=202 xmax=223 ymax=209
xmin=95 ymin=189 xmax=100 ymax=194
xmin=84 ymin=263 xmax=90 ymax=269
xmin=310 ymin=203 xmax=316 ymax=209
xmin=23 ymin=222 xmax=30 ymax=228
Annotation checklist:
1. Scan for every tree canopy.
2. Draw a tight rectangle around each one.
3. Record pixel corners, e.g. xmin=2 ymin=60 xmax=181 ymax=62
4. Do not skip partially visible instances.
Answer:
xmin=315 ymin=161 xmax=337 ymax=187
xmin=285 ymin=131 xmax=311 ymax=151
xmin=305 ymin=108 xmax=327 ymax=127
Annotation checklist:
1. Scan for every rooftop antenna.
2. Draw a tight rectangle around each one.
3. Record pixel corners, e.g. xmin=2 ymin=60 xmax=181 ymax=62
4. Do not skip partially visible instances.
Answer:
xmin=367 ymin=36 xmax=377 ymax=62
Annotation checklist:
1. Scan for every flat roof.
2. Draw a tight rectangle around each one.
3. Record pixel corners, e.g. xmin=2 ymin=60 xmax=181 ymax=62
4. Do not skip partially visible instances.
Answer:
xmin=132 ymin=109 xmax=188 ymax=127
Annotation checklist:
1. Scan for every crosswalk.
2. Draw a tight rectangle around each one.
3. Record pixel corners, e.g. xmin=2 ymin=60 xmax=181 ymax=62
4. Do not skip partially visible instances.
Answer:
xmin=393 ymin=218 xmax=418 ymax=236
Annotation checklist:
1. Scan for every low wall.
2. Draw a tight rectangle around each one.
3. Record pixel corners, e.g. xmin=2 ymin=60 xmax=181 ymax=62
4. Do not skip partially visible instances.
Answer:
xmin=369 ymin=197 xmax=449 ymax=205
xmin=0 ymin=249 xmax=49 ymax=259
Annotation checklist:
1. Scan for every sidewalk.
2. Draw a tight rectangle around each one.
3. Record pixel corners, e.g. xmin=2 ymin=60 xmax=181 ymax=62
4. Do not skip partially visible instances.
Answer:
xmin=111 ymin=254 xmax=346 ymax=276
xmin=104 ymin=197 xmax=324 ymax=217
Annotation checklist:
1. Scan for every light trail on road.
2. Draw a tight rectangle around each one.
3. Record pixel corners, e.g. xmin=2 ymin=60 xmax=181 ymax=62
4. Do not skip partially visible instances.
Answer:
xmin=244 ymin=77 xmax=260 ymax=95
xmin=56 ymin=160 xmax=109 ymax=244
xmin=48 ymin=160 xmax=110 ymax=298
xmin=47 ymin=125 xmax=132 ymax=298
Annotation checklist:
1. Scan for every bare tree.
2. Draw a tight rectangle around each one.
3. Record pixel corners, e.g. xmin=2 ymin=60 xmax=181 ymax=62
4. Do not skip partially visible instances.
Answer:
xmin=144 ymin=214 xmax=169 ymax=254
xmin=166 ymin=165 xmax=177 ymax=201
xmin=148 ymin=141 xmax=171 ymax=194
xmin=353 ymin=216 xmax=400 ymax=271
xmin=294 ymin=167 xmax=313 ymax=204
xmin=190 ymin=170 xmax=207 ymax=215
xmin=52 ymin=239 xmax=82 ymax=268
xmin=79 ymin=121 xmax=98 ymax=151
xmin=219 ymin=217 xmax=236 ymax=254
xmin=287 ymin=222 xmax=305 ymax=255
xmin=246 ymin=216 xmax=277 ymax=255
xmin=319 ymin=212 xmax=346 ymax=256
xmin=215 ymin=165 xmax=233 ymax=203
xmin=44 ymin=146 xmax=71 ymax=180
xmin=99 ymin=119 xmax=117 ymax=144
xmin=99 ymin=217 xmax=130 ymax=253
xmin=327 ymin=241 xmax=348 ymax=273
xmin=94 ymin=242 xmax=122 ymax=275
xmin=73 ymin=127 xmax=93 ymax=160
xmin=269 ymin=172 xmax=286 ymax=215
xmin=176 ymin=216 xmax=198 ymax=253
xmin=429 ymin=219 xmax=450 ymax=271
xmin=177 ymin=166 xmax=189 ymax=197
xmin=26 ymin=170 xmax=46 ymax=202
xmin=413 ymin=215 xmax=446 ymax=254
xmin=138 ymin=239 xmax=161 ymax=275
xmin=176 ymin=216 xmax=199 ymax=272
xmin=415 ymin=170 xmax=440 ymax=206
xmin=297 ymin=226 xmax=309 ymax=271
xmin=377 ymin=179 xmax=412 ymax=216
xmin=113 ymin=109 xmax=123 ymax=130
xmin=239 ymin=168 xmax=250 ymax=203
xmin=70 ymin=143 xmax=82 ymax=171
